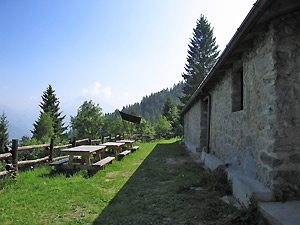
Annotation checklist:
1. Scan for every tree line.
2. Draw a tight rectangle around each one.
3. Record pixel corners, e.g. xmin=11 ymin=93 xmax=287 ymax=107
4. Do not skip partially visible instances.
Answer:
xmin=1 ymin=84 xmax=183 ymax=151
xmin=107 ymin=81 xmax=184 ymax=123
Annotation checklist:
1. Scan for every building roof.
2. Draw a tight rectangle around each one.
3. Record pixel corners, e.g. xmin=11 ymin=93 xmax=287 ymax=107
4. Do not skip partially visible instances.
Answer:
xmin=181 ymin=0 xmax=300 ymax=115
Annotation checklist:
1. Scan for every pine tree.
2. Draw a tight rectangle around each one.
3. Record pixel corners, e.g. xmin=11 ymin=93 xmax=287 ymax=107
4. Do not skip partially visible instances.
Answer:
xmin=0 ymin=112 xmax=9 ymax=154
xmin=32 ymin=112 xmax=54 ymax=143
xmin=32 ymin=85 xmax=67 ymax=139
xmin=180 ymin=15 xmax=219 ymax=106
xmin=162 ymin=95 xmax=174 ymax=122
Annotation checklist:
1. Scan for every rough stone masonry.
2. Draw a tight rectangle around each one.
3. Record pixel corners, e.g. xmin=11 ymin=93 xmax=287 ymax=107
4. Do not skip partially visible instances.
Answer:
xmin=184 ymin=10 xmax=300 ymax=201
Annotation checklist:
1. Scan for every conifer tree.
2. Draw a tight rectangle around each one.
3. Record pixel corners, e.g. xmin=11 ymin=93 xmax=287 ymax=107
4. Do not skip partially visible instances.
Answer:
xmin=32 ymin=85 xmax=67 ymax=139
xmin=180 ymin=15 xmax=219 ymax=106
xmin=0 ymin=112 xmax=9 ymax=154
xmin=32 ymin=112 xmax=54 ymax=143
xmin=162 ymin=95 xmax=174 ymax=122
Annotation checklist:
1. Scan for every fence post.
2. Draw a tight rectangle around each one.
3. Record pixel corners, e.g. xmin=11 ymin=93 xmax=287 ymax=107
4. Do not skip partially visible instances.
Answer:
xmin=49 ymin=138 xmax=54 ymax=163
xmin=101 ymin=135 xmax=104 ymax=144
xmin=89 ymin=137 xmax=92 ymax=145
xmin=115 ymin=134 xmax=117 ymax=142
xmin=72 ymin=137 xmax=76 ymax=147
xmin=109 ymin=134 xmax=111 ymax=142
xmin=12 ymin=139 xmax=18 ymax=180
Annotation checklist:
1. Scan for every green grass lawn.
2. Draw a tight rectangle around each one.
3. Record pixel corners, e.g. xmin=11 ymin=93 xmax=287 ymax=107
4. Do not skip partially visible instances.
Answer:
xmin=0 ymin=139 xmax=268 ymax=225
xmin=0 ymin=139 xmax=172 ymax=224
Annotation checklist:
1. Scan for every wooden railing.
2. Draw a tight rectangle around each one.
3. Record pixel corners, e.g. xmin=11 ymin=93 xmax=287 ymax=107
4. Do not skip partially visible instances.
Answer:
xmin=0 ymin=133 xmax=155 ymax=179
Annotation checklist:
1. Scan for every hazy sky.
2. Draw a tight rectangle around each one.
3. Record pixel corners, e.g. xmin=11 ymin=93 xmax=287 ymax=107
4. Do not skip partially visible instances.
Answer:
xmin=0 ymin=0 xmax=255 ymax=134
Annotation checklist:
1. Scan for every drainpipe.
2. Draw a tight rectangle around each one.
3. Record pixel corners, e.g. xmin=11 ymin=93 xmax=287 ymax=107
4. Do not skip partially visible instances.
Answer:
xmin=206 ymin=93 xmax=211 ymax=154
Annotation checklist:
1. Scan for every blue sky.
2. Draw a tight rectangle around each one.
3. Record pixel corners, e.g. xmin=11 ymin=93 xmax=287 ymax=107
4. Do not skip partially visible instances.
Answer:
xmin=0 ymin=0 xmax=255 ymax=138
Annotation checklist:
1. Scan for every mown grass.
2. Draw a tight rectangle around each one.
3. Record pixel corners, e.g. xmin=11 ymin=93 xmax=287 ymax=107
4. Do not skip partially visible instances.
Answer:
xmin=0 ymin=139 xmax=268 ymax=225
xmin=0 ymin=139 xmax=168 ymax=224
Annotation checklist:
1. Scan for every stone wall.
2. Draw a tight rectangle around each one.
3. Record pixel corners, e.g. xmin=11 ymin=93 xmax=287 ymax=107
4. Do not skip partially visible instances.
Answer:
xmin=209 ymin=12 xmax=300 ymax=200
xmin=184 ymin=11 xmax=300 ymax=200
xmin=271 ymin=11 xmax=300 ymax=200
xmin=184 ymin=98 xmax=208 ymax=154
xmin=184 ymin=99 xmax=201 ymax=153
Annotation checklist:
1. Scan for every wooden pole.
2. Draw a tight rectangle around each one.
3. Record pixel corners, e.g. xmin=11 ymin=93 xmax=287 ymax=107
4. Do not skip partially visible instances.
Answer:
xmin=72 ymin=137 xmax=76 ymax=147
xmin=101 ymin=135 xmax=104 ymax=144
xmin=115 ymin=134 xmax=117 ymax=142
xmin=12 ymin=139 xmax=18 ymax=180
xmin=49 ymin=137 xmax=54 ymax=163
xmin=89 ymin=138 xmax=92 ymax=145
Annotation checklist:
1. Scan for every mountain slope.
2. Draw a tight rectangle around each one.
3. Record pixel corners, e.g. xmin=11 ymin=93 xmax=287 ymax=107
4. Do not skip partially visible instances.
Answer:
xmin=107 ymin=81 xmax=183 ymax=123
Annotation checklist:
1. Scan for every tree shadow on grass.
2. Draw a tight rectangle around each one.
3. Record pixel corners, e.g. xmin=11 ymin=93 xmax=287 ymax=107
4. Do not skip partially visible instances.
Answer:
xmin=92 ymin=141 xmax=232 ymax=225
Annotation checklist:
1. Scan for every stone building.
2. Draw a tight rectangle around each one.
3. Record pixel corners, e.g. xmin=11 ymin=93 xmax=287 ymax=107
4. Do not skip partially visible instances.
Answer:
xmin=182 ymin=0 xmax=300 ymax=203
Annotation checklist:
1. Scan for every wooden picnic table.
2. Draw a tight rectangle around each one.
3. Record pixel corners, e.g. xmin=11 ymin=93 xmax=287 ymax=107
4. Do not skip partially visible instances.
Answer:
xmin=99 ymin=142 xmax=125 ymax=156
xmin=61 ymin=145 xmax=106 ymax=165
xmin=116 ymin=139 xmax=135 ymax=149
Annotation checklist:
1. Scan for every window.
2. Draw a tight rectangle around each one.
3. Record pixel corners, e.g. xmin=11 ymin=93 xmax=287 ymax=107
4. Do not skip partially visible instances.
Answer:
xmin=232 ymin=70 xmax=243 ymax=112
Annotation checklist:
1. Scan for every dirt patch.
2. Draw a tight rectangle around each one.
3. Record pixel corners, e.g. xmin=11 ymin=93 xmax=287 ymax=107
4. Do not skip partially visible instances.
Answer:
xmin=121 ymin=171 xmax=133 ymax=178
xmin=106 ymin=171 xmax=121 ymax=177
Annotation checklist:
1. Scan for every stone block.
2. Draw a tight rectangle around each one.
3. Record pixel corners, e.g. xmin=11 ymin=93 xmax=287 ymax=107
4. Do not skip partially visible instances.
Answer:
xmin=227 ymin=169 xmax=275 ymax=205
xmin=258 ymin=201 xmax=300 ymax=225
xmin=260 ymin=152 xmax=283 ymax=168
xmin=290 ymin=154 xmax=300 ymax=163
xmin=204 ymin=153 xmax=224 ymax=170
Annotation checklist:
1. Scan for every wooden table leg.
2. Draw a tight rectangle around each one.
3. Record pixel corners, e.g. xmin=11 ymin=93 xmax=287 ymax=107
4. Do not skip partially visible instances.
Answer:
xmin=94 ymin=150 xmax=102 ymax=161
xmin=84 ymin=155 xmax=91 ymax=165
xmin=116 ymin=146 xmax=122 ymax=155
xmin=69 ymin=153 xmax=74 ymax=165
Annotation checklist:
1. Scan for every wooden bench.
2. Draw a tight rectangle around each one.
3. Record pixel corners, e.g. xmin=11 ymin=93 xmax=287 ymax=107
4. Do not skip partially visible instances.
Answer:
xmin=117 ymin=150 xmax=131 ymax=160
xmin=93 ymin=157 xmax=115 ymax=167
xmin=49 ymin=156 xmax=80 ymax=166
xmin=131 ymin=146 xmax=139 ymax=152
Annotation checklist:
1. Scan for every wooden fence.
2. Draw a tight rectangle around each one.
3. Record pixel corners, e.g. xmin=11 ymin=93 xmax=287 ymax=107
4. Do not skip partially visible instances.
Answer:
xmin=0 ymin=133 xmax=154 ymax=179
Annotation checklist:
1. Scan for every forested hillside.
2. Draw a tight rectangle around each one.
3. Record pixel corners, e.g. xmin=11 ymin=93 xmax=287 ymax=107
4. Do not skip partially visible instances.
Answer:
xmin=106 ymin=81 xmax=183 ymax=123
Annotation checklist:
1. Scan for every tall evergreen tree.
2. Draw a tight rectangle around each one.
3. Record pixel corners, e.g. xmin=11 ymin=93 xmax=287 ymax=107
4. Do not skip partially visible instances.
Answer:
xmin=32 ymin=85 xmax=67 ymax=139
xmin=162 ymin=95 xmax=174 ymax=122
xmin=180 ymin=15 xmax=219 ymax=106
xmin=32 ymin=112 xmax=54 ymax=143
xmin=0 ymin=112 xmax=9 ymax=154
